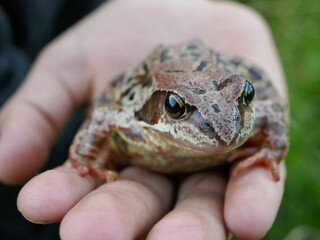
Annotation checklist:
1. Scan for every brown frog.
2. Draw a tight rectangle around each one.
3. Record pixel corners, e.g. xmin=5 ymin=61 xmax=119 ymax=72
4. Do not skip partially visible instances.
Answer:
xmin=69 ymin=40 xmax=289 ymax=182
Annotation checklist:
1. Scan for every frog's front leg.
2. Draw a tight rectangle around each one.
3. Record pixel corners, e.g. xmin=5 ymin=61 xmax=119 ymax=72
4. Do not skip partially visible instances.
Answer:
xmin=69 ymin=103 xmax=134 ymax=182
xmin=231 ymin=99 xmax=289 ymax=181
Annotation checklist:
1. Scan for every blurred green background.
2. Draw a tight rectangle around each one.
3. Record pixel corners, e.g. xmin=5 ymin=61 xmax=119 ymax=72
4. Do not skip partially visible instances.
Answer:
xmin=234 ymin=0 xmax=320 ymax=239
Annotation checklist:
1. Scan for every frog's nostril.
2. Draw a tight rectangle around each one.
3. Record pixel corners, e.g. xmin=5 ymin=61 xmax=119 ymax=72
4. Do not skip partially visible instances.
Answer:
xmin=199 ymin=121 xmax=217 ymax=139
xmin=200 ymin=122 xmax=212 ymax=130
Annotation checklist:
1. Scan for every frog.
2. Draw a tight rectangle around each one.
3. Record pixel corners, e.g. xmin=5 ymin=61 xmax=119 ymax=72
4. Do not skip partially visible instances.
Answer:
xmin=69 ymin=40 xmax=289 ymax=183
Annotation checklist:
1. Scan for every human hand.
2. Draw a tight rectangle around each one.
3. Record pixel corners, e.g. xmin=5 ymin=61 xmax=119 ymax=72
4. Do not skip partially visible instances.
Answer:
xmin=0 ymin=0 xmax=286 ymax=239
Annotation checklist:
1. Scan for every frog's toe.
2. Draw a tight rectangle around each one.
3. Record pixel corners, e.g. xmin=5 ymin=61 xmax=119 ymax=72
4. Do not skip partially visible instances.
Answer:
xmin=77 ymin=165 xmax=90 ymax=177
xmin=232 ymin=149 xmax=280 ymax=181
xmin=90 ymin=166 xmax=119 ymax=183
xmin=106 ymin=170 xmax=119 ymax=183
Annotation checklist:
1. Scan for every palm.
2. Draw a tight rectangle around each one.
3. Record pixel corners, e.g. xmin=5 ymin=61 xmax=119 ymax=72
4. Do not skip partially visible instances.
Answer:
xmin=0 ymin=0 xmax=286 ymax=239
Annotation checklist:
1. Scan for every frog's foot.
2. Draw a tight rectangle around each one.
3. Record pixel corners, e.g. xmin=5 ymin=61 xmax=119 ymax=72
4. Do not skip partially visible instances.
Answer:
xmin=84 ymin=160 xmax=119 ymax=183
xmin=70 ymin=157 xmax=119 ymax=183
xmin=232 ymin=149 xmax=281 ymax=181
xmin=91 ymin=168 xmax=119 ymax=183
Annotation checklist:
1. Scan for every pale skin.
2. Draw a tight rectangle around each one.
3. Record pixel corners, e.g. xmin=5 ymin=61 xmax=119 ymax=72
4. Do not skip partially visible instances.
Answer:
xmin=0 ymin=0 xmax=286 ymax=239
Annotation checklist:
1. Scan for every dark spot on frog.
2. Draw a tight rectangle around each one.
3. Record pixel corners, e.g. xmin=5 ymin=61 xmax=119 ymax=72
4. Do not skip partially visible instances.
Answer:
xmin=190 ymin=53 xmax=201 ymax=59
xmin=187 ymin=44 xmax=198 ymax=50
xmin=187 ymin=87 xmax=206 ymax=95
xmin=160 ymin=49 xmax=173 ymax=62
xmin=143 ymin=76 xmax=153 ymax=87
xmin=211 ymin=104 xmax=221 ymax=113
xmin=193 ymin=88 xmax=206 ymax=95
xmin=134 ymin=63 xmax=152 ymax=86
xmin=164 ymin=70 xmax=185 ymax=73
xmin=230 ymin=57 xmax=242 ymax=66
xmin=129 ymin=92 xmax=135 ymax=101
xmin=193 ymin=61 xmax=209 ymax=72
xmin=216 ymin=55 xmax=227 ymax=65
xmin=249 ymin=67 xmax=262 ymax=80
xmin=122 ymin=83 xmax=137 ymax=97
xmin=126 ymin=77 xmax=134 ymax=83
xmin=142 ymin=62 xmax=149 ymax=75
xmin=111 ymin=74 xmax=125 ymax=87
xmin=213 ymin=77 xmax=233 ymax=91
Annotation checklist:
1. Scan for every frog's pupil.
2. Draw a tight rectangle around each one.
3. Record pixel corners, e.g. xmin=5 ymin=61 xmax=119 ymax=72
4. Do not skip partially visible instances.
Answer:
xmin=241 ymin=80 xmax=255 ymax=106
xmin=165 ymin=93 xmax=185 ymax=118
xmin=166 ymin=95 xmax=181 ymax=114
xmin=244 ymin=81 xmax=255 ymax=103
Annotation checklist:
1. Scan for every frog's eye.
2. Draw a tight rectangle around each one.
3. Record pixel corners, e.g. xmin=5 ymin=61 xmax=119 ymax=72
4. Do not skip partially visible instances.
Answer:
xmin=241 ymin=80 xmax=255 ymax=106
xmin=165 ymin=93 xmax=186 ymax=119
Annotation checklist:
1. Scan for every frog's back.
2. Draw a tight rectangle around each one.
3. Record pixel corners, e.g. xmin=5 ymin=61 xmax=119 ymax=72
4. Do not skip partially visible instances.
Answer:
xmin=108 ymin=41 xmax=279 ymax=107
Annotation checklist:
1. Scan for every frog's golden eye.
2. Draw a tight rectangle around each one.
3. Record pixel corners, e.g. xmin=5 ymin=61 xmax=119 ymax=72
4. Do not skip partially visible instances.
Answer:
xmin=241 ymin=80 xmax=255 ymax=106
xmin=165 ymin=93 xmax=186 ymax=119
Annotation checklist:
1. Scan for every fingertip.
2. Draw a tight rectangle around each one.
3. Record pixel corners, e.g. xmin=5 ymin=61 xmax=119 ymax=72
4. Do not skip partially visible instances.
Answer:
xmin=120 ymin=166 xmax=174 ymax=208
xmin=17 ymin=167 xmax=97 ymax=223
xmin=225 ymin=163 xmax=285 ymax=239
xmin=147 ymin=210 xmax=213 ymax=240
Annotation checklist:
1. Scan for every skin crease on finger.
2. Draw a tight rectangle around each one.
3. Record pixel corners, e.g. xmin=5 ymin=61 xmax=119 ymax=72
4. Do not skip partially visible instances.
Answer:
xmin=147 ymin=172 xmax=228 ymax=240
xmin=59 ymin=167 xmax=173 ymax=240
xmin=0 ymin=0 xmax=286 ymax=239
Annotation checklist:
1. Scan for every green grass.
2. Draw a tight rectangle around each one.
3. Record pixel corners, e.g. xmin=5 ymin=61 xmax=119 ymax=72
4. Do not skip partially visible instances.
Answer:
xmin=234 ymin=0 xmax=320 ymax=239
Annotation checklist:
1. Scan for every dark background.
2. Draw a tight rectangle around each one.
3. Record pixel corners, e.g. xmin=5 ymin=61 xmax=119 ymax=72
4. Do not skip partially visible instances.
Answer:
xmin=0 ymin=1 xmax=105 ymax=239
xmin=1 ymin=0 xmax=319 ymax=239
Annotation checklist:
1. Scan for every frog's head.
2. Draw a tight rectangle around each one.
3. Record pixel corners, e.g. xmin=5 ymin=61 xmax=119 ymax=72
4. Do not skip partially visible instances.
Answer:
xmin=136 ymin=67 xmax=255 ymax=154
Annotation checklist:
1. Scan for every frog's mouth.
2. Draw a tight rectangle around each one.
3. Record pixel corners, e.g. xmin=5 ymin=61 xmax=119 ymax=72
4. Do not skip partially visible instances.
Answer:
xmin=151 ymin=128 xmax=242 ymax=156
xmin=147 ymin=118 xmax=245 ymax=156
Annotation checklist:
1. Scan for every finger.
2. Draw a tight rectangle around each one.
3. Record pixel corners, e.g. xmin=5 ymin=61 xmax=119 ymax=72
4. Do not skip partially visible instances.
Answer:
xmin=17 ymin=163 xmax=100 ymax=223
xmin=0 ymin=34 xmax=91 ymax=184
xmin=60 ymin=167 xmax=173 ymax=240
xmin=147 ymin=171 xmax=227 ymax=240
xmin=225 ymin=162 xmax=286 ymax=240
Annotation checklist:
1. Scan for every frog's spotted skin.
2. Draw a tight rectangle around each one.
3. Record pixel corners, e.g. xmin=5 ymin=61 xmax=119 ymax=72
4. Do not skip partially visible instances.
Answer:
xmin=69 ymin=40 xmax=289 ymax=182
